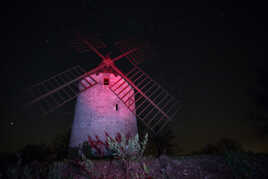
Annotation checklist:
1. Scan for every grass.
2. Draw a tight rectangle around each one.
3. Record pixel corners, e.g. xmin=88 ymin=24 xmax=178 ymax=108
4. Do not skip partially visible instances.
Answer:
xmin=2 ymin=150 xmax=268 ymax=178
xmin=222 ymin=150 xmax=268 ymax=179
xmin=1 ymin=133 xmax=268 ymax=179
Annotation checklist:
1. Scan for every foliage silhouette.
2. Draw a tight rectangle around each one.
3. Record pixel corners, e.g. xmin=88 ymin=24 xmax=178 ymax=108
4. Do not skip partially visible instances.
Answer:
xmin=137 ymin=120 xmax=181 ymax=157
xmin=18 ymin=144 xmax=50 ymax=164
xmin=192 ymin=138 xmax=245 ymax=155
xmin=50 ymin=128 xmax=71 ymax=160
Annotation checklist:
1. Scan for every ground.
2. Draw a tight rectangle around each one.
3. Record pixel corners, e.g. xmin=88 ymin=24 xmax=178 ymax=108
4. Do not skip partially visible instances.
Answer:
xmin=66 ymin=154 xmax=268 ymax=178
xmin=1 ymin=153 xmax=268 ymax=178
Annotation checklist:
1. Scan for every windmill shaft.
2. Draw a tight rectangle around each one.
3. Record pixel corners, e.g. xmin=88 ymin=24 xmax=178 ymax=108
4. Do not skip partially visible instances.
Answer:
xmin=109 ymin=60 xmax=180 ymax=135
xmin=30 ymin=66 xmax=81 ymax=89
xmin=28 ymin=75 xmax=84 ymax=106
xmin=112 ymin=48 xmax=139 ymax=63
xmin=123 ymin=77 xmax=152 ymax=106
xmin=110 ymin=64 xmax=170 ymax=120
xmin=135 ymin=85 xmax=160 ymax=111
xmin=155 ymin=108 xmax=180 ymax=134
xmin=83 ymin=40 xmax=106 ymax=60
xmin=27 ymin=64 xmax=105 ymax=106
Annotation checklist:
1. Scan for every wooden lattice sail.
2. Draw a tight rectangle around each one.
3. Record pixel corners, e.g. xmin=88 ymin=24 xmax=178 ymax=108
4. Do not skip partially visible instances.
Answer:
xmin=25 ymin=34 xmax=182 ymax=156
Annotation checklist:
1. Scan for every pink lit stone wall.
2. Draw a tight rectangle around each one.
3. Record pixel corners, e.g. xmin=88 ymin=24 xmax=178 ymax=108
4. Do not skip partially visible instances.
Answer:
xmin=69 ymin=72 xmax=137 ymax=155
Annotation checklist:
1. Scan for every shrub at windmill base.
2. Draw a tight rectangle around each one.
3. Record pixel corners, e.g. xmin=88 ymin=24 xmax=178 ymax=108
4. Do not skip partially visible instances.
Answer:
xmin=79 ymin=131 xmax=148 ymax=160
xmin=106 ymin=132 xmax=148 ymax=161
xmin=73 ymin=131 xmax=150 ymax=178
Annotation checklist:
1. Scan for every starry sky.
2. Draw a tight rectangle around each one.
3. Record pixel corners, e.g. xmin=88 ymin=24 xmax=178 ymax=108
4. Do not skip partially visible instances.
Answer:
xmin=1 ymin=1 xmax=267 ymax=154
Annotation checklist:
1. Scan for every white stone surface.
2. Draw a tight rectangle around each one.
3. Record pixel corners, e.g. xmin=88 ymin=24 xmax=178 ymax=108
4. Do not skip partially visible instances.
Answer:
xmin=69 ymin=72 xmax=138 ymax=155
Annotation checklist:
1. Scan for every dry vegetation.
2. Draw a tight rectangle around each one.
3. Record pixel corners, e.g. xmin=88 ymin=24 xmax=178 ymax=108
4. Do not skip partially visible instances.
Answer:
xmin=1 ymin=127 xmax=268 ymax=178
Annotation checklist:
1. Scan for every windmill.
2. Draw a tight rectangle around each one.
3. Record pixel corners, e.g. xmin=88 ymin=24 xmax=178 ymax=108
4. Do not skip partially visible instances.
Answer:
xmin=25 ymin=34 xmax=181 ymax=156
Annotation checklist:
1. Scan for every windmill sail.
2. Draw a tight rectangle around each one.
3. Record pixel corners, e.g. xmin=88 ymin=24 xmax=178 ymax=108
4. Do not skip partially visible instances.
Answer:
xmin=115 ymin=38 xmax=150 ymax=65
xmin=71 ymin=33 xmax=107 ymax=54
xmin=109 ymin=63 xmax=180 ymax=135
xmin=25 ymin=65 xmax=99 ymax=115
xmin=25 ymin=35 xmax=182 ymax=137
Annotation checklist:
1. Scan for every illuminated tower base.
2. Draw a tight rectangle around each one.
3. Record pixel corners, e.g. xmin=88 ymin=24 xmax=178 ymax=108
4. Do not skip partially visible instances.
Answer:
xmin=69 ymin=72 xmax=138 ymax=156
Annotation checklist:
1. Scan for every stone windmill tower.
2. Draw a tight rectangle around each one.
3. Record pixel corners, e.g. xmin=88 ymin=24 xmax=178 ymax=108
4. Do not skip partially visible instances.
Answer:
xmin=26 ymin=34 xmax=181 ymax=156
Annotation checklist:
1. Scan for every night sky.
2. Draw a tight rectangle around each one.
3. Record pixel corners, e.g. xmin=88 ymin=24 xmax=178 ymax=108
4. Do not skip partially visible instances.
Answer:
xmin=1 ymin=1 xmax=267 ymax=154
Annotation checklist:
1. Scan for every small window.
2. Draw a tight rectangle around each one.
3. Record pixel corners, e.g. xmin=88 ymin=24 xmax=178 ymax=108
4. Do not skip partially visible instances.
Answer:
xmin=104 ymin=78 xmax=109 ymax=85
xmin=115 ymin=104 xmax=118 ymax=111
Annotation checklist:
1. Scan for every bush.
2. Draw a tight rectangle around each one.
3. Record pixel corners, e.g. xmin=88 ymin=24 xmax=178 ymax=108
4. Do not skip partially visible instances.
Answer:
xmin=194 ymin=138 xmax=245 ymax=155
xmin=223 ymin=150 xmax=268 ymax=179
xmin=106 ymin=132 xmax=148 ymax=161
xmin=138 ymin=122 xmax=179 ymax=157
xmin=106 ymin=132 xmax=149 ymax=178
xmin=50 ymin=128 xmax=71 ymax=160
xmin=18 ymin=144 xmax=50 ymax=164
xmin=71 ymin=131 xmax=150 ymax=178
